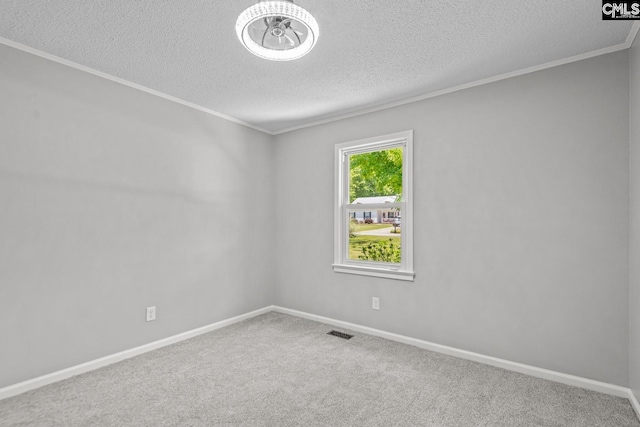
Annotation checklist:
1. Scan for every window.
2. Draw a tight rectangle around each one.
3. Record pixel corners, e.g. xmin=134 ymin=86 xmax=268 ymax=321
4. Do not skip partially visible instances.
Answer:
xmin=333 ymin=130 xmax=414 ymax=281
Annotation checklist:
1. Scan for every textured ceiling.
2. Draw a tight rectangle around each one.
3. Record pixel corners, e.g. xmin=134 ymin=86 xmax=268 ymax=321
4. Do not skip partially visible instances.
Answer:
xmin=0 ymin=1 xmax=636 ymax=134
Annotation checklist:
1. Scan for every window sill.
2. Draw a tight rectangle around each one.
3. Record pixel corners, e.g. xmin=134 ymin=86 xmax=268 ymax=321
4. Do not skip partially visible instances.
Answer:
xmin=332 ymin=264 xmax=414 ymax=281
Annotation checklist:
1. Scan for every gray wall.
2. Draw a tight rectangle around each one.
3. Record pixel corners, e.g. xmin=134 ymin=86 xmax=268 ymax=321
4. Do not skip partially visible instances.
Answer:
xmin=274 ymin=51 xmax=630 ymax=386
xmin=630 ymin=33 xmax=640 ymax=402
xmin=0 ymin=44 xmax=274 ymax=388
xmin=0 ymin=39 xmax=633 ymax=392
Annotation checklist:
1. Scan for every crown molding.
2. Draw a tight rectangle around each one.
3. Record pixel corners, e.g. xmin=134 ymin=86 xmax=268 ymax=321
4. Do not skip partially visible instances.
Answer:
xmin=627 ymin=21 xmax=640 ymax=46
xmin=2 ymin=21 xmax=639 ymax=138
xmin=0 ymin=37 xmax=276 ymax=136
xmin=275 ymin=34 xmax=637 ymax=135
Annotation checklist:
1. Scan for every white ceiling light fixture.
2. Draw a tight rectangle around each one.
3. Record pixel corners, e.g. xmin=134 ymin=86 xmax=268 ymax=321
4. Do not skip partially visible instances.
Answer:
xmin=236 ymin=0 xmax=319 ymax=61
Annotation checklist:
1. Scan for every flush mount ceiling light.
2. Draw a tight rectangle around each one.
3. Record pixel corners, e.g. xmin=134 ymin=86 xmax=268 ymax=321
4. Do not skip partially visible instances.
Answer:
xmin=235 ymin=0 xmax=319 ymax=61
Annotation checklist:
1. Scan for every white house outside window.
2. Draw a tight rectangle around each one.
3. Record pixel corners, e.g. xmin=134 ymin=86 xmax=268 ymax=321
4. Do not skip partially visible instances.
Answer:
xmin=333 ymin=130 xmax=414 ymax=281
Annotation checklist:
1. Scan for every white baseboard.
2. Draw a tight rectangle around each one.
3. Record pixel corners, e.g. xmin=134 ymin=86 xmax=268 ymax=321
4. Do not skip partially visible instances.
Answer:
xmin=272 ymin=306 xmax=631 ymax=399
xmin=629 ymin=389 xmax=640 ymax=420
xmin=2 ymin=303 xmax=637 ymax=419
xmin=0 ymin=306 xmax=272 ymax=401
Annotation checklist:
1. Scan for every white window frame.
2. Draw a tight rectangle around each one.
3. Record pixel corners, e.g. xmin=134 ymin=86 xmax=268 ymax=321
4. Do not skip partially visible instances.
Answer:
xmin=333 ymin=130 xmax=414 ymax=281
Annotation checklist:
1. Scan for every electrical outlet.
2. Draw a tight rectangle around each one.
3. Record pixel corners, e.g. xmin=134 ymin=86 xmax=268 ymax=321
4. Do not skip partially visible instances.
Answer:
xmin=146 ymin=306 xmax=156 ymax=322
xmin=372 ymin=297 xmax=380 ymax=310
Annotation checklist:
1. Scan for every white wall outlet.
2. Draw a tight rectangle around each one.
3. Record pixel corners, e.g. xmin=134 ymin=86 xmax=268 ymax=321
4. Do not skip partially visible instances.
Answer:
xmin=372 ymin=297 xmax=380 ymax=310
xmin=146 ymin=306 xmax=156 ymax=322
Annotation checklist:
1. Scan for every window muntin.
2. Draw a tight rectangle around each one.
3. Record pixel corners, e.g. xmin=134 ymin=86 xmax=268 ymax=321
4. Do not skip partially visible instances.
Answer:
xmin=334 ymin=131 xmax=414 ymax=281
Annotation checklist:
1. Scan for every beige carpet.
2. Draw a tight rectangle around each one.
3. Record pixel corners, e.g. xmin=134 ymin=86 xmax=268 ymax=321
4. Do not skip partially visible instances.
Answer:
xmin=0 ymin=312 xmax=638 ymax=426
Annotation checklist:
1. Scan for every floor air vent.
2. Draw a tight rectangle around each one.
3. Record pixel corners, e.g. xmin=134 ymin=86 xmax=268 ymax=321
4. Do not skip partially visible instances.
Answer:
xmin=327 ymin=330 xmax=354 ymax=340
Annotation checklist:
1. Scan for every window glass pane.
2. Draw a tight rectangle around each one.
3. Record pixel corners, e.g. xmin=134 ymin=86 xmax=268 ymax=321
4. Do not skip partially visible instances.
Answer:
xmin=335 ymin=131 xmax=412 ymax=280
xmin=349 ymin=147 xmax=403 ymax=204
xmin=347 ymin=209 xmax=402 ymax=263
